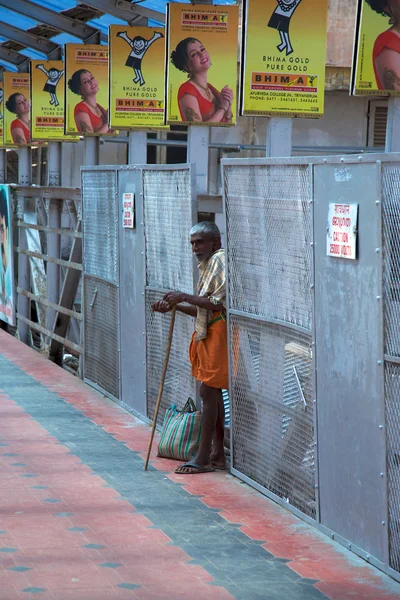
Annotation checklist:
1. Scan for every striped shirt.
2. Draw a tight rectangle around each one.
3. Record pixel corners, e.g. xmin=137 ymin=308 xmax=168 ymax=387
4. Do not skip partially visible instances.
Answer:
xmin=195 ymin=249 xmax=226 ymax=342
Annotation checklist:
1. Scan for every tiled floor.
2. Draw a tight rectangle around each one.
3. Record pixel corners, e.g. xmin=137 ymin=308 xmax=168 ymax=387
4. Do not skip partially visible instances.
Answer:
xmin=0 ymin=331 xmax=400 ymax=599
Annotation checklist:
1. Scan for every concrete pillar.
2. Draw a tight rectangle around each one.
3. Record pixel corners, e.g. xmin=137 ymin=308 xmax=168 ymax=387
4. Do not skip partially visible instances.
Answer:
xmin=187 ymin=125 xmax=209 ymax=196
xmin=84 ymin=136 xmax=99 ymax=166
xmin=47 ymin=141 xmax=62 ymax=186
xmin=266 ymin=117 xmax=293 ymax=157
xmin=17 ymin=146 xmax=32 ymax=343
xmin=128 ymin=130 xmax=147 ymax=166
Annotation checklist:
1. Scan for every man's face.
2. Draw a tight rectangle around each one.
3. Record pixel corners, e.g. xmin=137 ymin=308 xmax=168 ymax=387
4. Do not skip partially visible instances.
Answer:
xmin=190 ymin=233 xmax=216 ymax=263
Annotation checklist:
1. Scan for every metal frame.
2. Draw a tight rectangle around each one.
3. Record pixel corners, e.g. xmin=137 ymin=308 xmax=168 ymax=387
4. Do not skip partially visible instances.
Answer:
xmin=82 ymin=0 xmax=165 ymax=24
xmin=0 ymin=0 xmax=104 ymax=43
xmin=0 ymin=22 xmax=59 ymax=55
xmin=15 ymin=186 xmax=83 ymax=367
xmin=376 ymin=161 xmax=390 ymax=566
xmin=221 ymin=151 xmax=400 ymax=585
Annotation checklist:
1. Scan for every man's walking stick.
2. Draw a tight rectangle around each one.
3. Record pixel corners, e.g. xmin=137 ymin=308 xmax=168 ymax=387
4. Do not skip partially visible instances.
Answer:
xmin=144 ymin=305 xmax=177 ymax=471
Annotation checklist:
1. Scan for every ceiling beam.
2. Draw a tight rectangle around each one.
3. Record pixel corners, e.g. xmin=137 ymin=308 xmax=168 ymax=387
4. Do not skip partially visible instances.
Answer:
xmin=82 ymin=0 xmax=165 ymax=25
xmin=0 ymin=45 xmax=29 ymax=67
xmin=0 ymin=0 xmax=104 ymax=43
xmin=0 ymin=22 xmax=60 ymax=56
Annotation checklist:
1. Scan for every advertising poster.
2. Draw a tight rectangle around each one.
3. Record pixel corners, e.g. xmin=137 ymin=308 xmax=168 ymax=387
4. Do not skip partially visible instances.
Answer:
xmin=3 ymin=72 xmax=30 ymax=145
xmin=0 ymin=185 xmax=15 ymax=326
xmin=241 ymin=0 xmax=328 ymax=117
xmin=0 ymin=82 xmax=3 ymax=146
xmin=352 ymin=0 xmax=400 ymax=95
xmin=65 ymin=44 xmax=114 ymax=135
xmin=166 ymin=3 xmax=239 ymax=126
xmin=109 ymin=25 xmax=166 ymax=129
xmin=30 ymin=60 xmax=66 ymax=141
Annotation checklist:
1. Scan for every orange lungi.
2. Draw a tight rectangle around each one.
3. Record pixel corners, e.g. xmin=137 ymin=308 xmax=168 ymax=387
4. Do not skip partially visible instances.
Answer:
xmin=189 ymin=313 xmax=229 ymax=390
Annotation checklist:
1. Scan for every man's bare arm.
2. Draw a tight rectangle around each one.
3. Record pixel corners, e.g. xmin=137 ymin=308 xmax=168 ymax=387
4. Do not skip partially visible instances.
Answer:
xmin=164 ymin=292 xmax=224 ymax=312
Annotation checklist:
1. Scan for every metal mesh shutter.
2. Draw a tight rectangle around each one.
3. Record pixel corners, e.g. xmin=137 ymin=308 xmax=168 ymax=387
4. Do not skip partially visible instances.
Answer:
xmin=382 ymin=164 xmax=400 ymax=573
xmin=142 ymin=167 xmax=196 ymax=423
xmin=223 ymin=162 xmax=315 ymax=519
xmin=143 ymin=169 xmax=194 ymax=294
xmin=82 ymin=170 xmax=118 ymax=284
xmin=84 ymin=276 xmax=120 ymax=400
xmin=82 ymin=169 xmax=120 ymax=401
xmin=224 ymin=164 xmax=312 ymax=329
xmin=146 ymin=289 xmax=196 ymax=424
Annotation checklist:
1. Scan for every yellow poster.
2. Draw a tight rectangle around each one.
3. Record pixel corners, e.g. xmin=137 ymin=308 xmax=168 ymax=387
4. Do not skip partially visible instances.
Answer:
xmin=109 ymin=25 xmax=166 ymax=129
xmin=65 ymin=44 xmax=114 ymax=135
xmin=166 ymin=3 xmax=239 ymax=126
xmin=30 ymin=60 xmax=66 ymax=141
xmin=3 ymin=72 xmax=30 ymax=145
xmin=0 ymin=82 xmax=3 ymax=146
xmin=241 ymin=0 xmax=328 ymax=117
xmin=352 ymin=0 xmax=400 ymax=96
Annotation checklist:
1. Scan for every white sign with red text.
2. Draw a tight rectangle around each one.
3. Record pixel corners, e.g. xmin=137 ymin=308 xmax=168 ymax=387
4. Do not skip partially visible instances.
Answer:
xmin=123 ymin=192 xmax=134 ymax=228
xmin=327 ymin=203 xmax=358 ymax=260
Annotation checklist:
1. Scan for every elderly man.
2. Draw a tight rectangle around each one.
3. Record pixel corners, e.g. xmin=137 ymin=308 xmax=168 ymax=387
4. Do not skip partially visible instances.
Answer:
xmin=152 ymin=222 xmax=228 ymax=474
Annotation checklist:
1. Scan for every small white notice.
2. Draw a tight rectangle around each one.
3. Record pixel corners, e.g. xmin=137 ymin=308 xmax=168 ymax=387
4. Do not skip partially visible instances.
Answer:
xmin=123 ymin=193 xmax=134 ymax=228
xmin=327 ymin=203 xmax=358 ymax=260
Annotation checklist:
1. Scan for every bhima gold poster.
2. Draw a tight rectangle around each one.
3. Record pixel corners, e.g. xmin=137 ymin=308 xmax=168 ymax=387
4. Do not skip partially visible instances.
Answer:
xmin=65 ymin=44 xmax=113 ymax=135
xmin=353 ymin=0 xmax=400 ymax=95
xmin=241 ymin=0 xmax=328 ymax=117
xmin=166 ymin=3 xmax=239 ymax=126
xmin=30 ymin=60 xmax=66 ymax=141
xmin=3 ymin=72 xmax=30 ymax=145
xmin=109 ymin=25 xmax=165 ymax=128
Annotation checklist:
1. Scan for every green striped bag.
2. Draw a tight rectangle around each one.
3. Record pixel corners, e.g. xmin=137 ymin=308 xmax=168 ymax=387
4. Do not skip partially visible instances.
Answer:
xmin=157 ymin=398 xmax=202 ymax=461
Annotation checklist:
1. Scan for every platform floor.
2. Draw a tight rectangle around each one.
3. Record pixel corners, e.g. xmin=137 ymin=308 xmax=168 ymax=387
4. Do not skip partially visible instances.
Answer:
xmin=0 ymin=331 xmax=399 ymax=600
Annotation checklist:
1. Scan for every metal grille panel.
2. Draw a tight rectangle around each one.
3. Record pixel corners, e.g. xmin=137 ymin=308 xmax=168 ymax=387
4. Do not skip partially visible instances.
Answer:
xmin=230 ymin=315 xmax=315 ymax=518
xmin=146 ymin=289 xmax=196 ymax=425
xmin=143 ymin=169 xmax=193 ymax=293
xmin=224 ymin=164 xmax=312 ymax=330
xmin=382 ymin=164 xmax=400 ymax=358
xmin=385 ymin=362 xmax=400 ymax=572
xmin=84 ymin=276 xmax=120 ymax=400
xmin=82 ymin=170 xmax=118 ymax=284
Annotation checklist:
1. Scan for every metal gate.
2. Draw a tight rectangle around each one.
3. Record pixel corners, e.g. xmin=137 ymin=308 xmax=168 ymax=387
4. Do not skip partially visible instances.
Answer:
xmin=222 ymin=154 xmax=400 ymax=583
xmin=222 ymin=161 xmax=316 ymax=520
xmin=81 ymin=167 xmax=120 ymax=401
xmin=140 ymin=165 xmax=197 ymax=424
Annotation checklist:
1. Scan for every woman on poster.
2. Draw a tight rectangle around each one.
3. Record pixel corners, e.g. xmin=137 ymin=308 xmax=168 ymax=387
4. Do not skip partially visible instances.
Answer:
xmin=68 ymin=69 xmax=112 ymax=133
xmin=5 ymin=93 xmax=30 ymax=144
xmin=367 ymin=0 xmax=400 ymax=90
xmin=170 ymin=38 xmax=234 ymax=124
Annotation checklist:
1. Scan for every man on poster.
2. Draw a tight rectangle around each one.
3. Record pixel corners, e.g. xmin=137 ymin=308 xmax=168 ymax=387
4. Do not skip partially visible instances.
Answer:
xmin=152 ymin=222 xmax=228 ymax=474
xmin=366 ymin=0 xmax=400 ymax=90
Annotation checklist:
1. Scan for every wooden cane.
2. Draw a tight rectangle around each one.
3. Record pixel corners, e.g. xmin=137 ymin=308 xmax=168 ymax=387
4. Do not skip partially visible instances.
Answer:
xmin=144 ymin=305 xmax=177 ymax=471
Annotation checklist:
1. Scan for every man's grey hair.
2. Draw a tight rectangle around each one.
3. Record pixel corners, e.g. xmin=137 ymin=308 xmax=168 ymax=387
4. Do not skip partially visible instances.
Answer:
xmin=189 ymin=221 xmax=221 ymax=240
